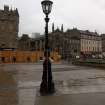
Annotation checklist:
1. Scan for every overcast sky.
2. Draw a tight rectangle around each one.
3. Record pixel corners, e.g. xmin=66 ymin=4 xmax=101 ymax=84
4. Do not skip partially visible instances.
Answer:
xmin=0 ymin=0 xmax=105 ymax=36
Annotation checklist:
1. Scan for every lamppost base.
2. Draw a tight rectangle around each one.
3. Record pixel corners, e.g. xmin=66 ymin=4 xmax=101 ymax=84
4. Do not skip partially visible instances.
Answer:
xmin=40 ymin=80 xmax=55 ymax=95
xmin=40 ymin=59 xmax=55 ymax=95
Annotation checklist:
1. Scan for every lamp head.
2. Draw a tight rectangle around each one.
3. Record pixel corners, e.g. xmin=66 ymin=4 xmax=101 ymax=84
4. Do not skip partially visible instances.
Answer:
xmin=41 ymin=0 xmax=53 ymax=15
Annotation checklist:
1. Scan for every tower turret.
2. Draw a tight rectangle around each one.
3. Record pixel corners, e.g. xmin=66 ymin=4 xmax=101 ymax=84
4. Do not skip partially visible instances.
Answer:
xmin=52 ymin=23 xmax=54 ymax=33
xmin=15 ymin=8 xmax=19 ymax=17
xmin=61 ymin=24 xmax=64 ymax=32
xmin=4 ymin=5 xmax=9 ymax=12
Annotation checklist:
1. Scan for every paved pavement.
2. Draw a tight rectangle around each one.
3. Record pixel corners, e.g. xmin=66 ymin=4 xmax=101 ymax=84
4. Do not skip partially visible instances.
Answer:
xmin=1 ymin=63 xmax=105 ymax=105
xmin=0 ymin=69 xmax=18 ymax=105
xmin=36 ymin=92 xmax=105 ymax=105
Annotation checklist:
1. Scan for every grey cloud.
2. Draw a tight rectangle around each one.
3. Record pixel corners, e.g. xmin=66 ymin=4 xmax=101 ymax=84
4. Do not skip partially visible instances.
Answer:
xmin=0 ymin=0 xmax=105 ymax=35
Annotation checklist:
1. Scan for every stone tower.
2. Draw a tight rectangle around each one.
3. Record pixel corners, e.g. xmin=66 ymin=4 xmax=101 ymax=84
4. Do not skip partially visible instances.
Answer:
xmin=0 ymin=5 xmax=19 ymax=50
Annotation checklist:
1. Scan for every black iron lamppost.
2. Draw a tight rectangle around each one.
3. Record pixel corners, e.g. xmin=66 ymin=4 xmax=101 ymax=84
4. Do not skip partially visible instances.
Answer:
xmin=40 ymin=0 xmax=55 ymax=95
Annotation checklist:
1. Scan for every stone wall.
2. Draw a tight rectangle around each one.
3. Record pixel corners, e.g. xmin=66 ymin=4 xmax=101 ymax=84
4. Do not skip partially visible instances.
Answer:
xmin=0 ymin=51 xmax=60 ymax=63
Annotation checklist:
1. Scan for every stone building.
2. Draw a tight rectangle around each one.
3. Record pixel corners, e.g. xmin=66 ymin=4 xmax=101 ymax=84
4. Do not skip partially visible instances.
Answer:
xmin=31 ymin=27 xmax=102 ymax=60
xmin=102 ymin=34 xmax=105 ymax=57
xmin=33 ymin=36 xmax=45 ymax=51
xmin=18 ymin=34 xmax=44 ymax=51
xmin=49 ymin=28 xmax=64 ymax=54
xmin=64 ymin=29 xmax=80 ymax=60
xmin=18 ymin=34 xmax=31 ymax=51
xmin=80 ymin=30 xmax=102 ymax=58
xmin=32 ymin=25 xmax=81 ymax=61
xmin=0 ymin=5 xmax=19 ymax=50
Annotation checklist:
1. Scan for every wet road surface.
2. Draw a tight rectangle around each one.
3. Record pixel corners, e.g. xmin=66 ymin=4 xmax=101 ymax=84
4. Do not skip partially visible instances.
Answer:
xmin=36 ymin=92 xmax=105 ymax=105
xmin=0 ymin=69 xmax=18 ymax=105
xmin=1 ymin=63 xmax=105 ymax=105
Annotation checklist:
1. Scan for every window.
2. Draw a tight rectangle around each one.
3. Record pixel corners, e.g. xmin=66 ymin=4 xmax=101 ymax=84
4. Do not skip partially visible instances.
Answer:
xmin=1 ymin=57 xmax=5 ymax=62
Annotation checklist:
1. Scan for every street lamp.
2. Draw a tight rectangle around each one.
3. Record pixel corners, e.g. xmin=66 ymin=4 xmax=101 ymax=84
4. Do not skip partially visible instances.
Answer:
xmin=40 ymin=0 xmax=55 ymax=95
